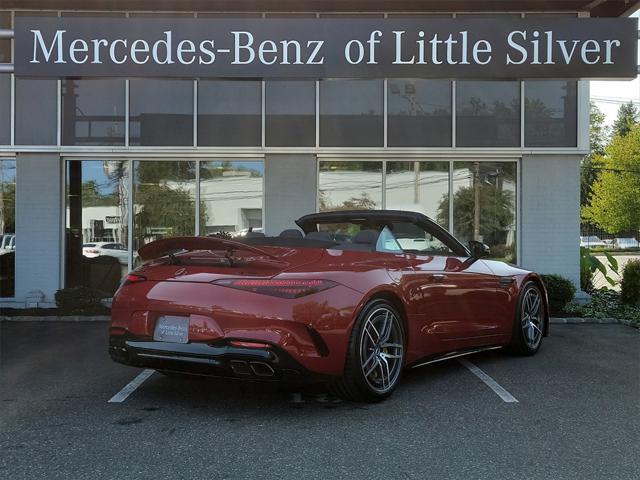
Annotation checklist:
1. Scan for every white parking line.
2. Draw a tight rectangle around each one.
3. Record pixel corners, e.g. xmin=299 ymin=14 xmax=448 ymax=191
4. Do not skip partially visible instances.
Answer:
xmin=458 ymin=358 xmax=519 ymax=403
xmin=108 ymin=369 xmax=155 ymax=403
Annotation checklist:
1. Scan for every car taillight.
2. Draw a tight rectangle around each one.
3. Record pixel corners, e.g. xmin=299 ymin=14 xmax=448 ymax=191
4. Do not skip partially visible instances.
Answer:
xmin=213 ymin=279 xmax=337 ymax=299
xmin=122 ymin=273 xmax=147 ymax=286
xmin=86 ymin=249 xmax=99 ymax=254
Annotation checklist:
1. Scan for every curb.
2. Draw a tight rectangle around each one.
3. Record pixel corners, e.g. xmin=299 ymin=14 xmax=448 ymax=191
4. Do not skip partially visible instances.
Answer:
xmin=551 ymin=317 xmax=639 ymax=328
xmin=0 ymin=316 xmax=110 ymax=322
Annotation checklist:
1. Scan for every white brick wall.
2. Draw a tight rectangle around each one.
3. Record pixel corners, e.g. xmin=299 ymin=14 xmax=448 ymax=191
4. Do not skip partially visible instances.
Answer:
xmin=520 ymin=154 xmax=582 ymax=288
xmin=14 ymin=154 xmax=62 ymax=305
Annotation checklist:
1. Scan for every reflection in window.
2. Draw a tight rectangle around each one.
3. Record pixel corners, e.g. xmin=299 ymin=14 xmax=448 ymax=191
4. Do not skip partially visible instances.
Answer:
xmin=199 ymin=161 xmax=264 ymax=235
xmin=525 ymin=80 xmax=577 ymax=147
xmin=65 ymin=160 xmax=130 ymax=295
xmin=456 ymin=81 xmax=520 ymax=147
xmin=386 ymin=161 xmax=450 ymax=227
xmin=198 ymin=80 xmax=261 ymax=146
xmin=452 ymin=162 xmax=517 ymax=263
xmin=388 ymin=80 xmax=452 ymax=147
xmin=133 ymin=161 xmax=196 ymax=253
xmin=62 ymin=79 xmax=126 ymax=146
xmin=129 ymin=79 xmax=193 ymax=146
xmin=0 ymin=75 xmax=9 ymax=145
xmin=15 ymin=78 xmax=58 ymax=145
xmin=0 ymin=12 xmax=10 ymax=63
xmin=319 ymin=161 xmax=383 ymax=211
xmin=0 ymin=159 xmax=16 ymax=297
xmin=266 ymin=81 xmax=315 ymax=147
xmin=320 ymin=80 xmax=383 ymax=147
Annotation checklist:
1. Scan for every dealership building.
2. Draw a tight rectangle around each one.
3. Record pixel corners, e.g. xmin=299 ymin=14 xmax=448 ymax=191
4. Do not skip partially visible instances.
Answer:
xmin=0 ymin=0 xmax=638 ymax=307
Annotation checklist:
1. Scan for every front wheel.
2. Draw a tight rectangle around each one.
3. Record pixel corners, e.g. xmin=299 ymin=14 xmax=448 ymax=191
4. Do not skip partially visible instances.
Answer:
xmin=330 ymin=299 xmax=406 ymax=402
xmin=509 ymin=281 xmax=545 ymax=356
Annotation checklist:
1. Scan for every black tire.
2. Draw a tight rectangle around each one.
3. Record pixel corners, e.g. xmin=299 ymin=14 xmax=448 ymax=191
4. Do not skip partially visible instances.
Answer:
xmin=330 ymin=299 xmax=406 ymax=402
xmin=509 ymin=281 xmax=545 ymax=356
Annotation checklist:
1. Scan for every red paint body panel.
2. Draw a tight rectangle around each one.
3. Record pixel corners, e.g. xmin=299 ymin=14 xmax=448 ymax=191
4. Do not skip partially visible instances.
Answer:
xmin=110 ymin=241 xmax=548 ymax=378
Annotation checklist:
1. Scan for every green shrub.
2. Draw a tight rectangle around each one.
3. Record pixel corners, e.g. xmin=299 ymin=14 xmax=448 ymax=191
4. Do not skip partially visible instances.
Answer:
xmin=54 ymin=286 xmax=110 ymax=315
xmin=621 ymin=259 xmax=640 ymax=305
xmin=541 ymin=274 xmax=576 ymax=313
xmin=581 ymin=290 xmax=640 ymax=323
xmin=580 ymin=247 xmax=594 ymax=292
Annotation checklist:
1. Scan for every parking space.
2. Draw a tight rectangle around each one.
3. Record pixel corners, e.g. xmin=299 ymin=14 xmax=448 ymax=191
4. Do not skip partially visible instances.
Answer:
xmin=1 ymin=322 xmax=638 ymax=480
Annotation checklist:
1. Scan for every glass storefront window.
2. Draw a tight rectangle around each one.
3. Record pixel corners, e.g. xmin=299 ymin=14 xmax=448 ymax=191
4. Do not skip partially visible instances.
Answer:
xmin=452 ymin=161 xmax=517 ymax=263
xmin=15 ymin=78 xmax=58 ymax=145
xmin=133 ymin=160 xmax=196 ymax=252
xmin=198 ymin=80 xmax=261 ymax=146
xmin=388 ymin=79 xmax=452 ymax=147
xmin=0 ymin=159 xmax=16 ymax=297
xmin=266 ymin=81 xmax=315 ymax=147
xmin=65 ymin=160 xmax=130 ymax=295
xmin=199 ymin=161 xmax=264 ymax=236
xmin=129 ymin=79 xmax=193 ymax=146
xmin=525 ymin=80 xmax=578 ymax=147
xmin=62 ymin=79 xmax=126 ymax=146
xmin=0 ymin=74 xmax=10 ymax=145
xmin=456 ymin=81 xmax=520 ymax=147
xmin=319 ymin=161 xmax=383 ymax=211
xmin=320 ymin=79 xmax=383 ymax=147
xmin=385 ymin=161 xmax=450 ymax=227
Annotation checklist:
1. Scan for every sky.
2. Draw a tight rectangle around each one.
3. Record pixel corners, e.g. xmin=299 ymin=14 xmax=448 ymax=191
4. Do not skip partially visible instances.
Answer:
xmin=590 ymin=10 xmax=640 ymax=126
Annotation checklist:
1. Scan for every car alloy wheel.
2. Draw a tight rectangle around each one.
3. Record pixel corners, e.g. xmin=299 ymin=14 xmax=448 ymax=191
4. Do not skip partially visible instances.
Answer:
xmin=359 ymin=306 xmax=404 ymax=394
xmin=520 ymin=286 xmax=543 ymax=350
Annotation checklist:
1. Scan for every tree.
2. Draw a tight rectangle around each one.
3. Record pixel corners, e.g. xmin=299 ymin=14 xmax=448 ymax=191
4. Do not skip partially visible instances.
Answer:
xmin=0 ymin=182 xmax=15 ymax=233
xmin=582 ymin=125 xmax=640 ymax=233
xmin=436 ymin=184 xmax=515 ymax=247
xmin=580 ymin=103 xmax=608 ymax=206
xmin=612 ymin=101 xmax=639 ymax=138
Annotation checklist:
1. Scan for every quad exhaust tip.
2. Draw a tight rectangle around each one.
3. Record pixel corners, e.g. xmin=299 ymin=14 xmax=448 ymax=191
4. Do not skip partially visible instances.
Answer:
xmin=250 ymin=361 xmax=275 ymax=377
xmin=229 ymin=360 xmax=275 ymax=377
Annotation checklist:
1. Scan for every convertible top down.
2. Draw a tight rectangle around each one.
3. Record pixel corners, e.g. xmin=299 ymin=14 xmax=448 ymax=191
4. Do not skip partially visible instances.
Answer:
xmin=109 ymin=210 xmax=548 ymax=402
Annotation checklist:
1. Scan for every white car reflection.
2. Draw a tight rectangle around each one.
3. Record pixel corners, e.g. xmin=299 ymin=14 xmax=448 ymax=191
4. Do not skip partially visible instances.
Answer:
xmin=82 ymin=242 xmax=138 ymax=265
xmin=0 ymin=234 xmax=15 ymax=255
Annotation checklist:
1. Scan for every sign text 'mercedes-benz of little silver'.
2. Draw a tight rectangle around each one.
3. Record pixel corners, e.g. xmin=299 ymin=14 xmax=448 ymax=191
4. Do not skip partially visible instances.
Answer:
xmin=14 ymin=17 xmax=639 ymax=78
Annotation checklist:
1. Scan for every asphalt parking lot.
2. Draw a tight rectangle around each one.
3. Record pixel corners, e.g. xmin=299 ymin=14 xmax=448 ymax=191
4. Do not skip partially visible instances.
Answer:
xmin=1 ymin=322 xmax=638 ymax=480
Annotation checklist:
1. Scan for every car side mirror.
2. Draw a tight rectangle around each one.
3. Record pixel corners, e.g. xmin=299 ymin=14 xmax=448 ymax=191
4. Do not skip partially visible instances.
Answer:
xmin=469 ymin=240 xmax=490 ymax=259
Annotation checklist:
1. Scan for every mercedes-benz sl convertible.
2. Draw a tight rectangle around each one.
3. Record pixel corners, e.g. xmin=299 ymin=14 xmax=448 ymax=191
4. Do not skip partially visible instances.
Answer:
xmin=109 ymin=210 xmax=548 ymax=402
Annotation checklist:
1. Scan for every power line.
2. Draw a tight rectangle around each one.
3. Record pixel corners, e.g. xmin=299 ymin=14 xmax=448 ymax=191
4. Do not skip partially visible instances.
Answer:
xmin=591 ymin=96 xmax=640 ymax=105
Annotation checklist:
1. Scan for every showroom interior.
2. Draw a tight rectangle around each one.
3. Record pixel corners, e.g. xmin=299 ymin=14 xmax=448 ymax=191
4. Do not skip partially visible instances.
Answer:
xmin=0 ymin=0 xmax=637 ymax=307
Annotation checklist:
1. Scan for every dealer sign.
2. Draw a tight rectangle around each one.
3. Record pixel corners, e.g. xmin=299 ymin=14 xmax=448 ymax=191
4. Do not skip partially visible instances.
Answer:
xmin=14 ymin=17 xmax=639 ymax=79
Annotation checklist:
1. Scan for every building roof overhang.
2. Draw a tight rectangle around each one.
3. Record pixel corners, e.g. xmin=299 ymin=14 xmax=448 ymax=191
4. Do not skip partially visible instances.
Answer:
xmin=0 ymin=0 xmax=638 ymax=17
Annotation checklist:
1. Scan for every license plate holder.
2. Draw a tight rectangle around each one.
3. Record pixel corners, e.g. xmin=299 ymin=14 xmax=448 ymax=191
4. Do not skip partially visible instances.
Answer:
xmin=153 ymin=316 xmax=189 ymax=344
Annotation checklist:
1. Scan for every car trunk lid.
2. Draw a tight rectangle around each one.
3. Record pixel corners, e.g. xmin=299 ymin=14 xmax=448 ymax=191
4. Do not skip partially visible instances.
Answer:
xmin=136 ymin=236 xmax=324 ymax=283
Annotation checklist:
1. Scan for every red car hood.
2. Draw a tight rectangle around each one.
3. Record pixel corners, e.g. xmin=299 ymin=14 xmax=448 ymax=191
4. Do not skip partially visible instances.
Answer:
xmin=136 ymin=236 xmax=326 ymax=283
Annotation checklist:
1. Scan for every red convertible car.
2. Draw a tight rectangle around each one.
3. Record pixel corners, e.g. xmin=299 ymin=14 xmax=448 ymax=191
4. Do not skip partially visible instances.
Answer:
xmin=109 ymin=210 xmax=548 ymax=402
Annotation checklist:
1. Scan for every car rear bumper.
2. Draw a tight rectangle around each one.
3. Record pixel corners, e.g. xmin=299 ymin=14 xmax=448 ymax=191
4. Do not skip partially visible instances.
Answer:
xmin=109 ymin=334 xmax=328 ymax=384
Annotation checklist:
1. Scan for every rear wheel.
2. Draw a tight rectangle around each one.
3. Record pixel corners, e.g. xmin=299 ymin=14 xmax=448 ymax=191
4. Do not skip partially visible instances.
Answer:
xmin=330 ymin=299 xmax=405 ymax=402
xmin=509 ymin=282 xmax=545 ymax=355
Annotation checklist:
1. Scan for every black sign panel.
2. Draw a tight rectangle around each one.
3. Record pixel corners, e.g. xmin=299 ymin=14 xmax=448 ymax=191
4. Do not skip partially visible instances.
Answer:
xmin=14 ymin=17 xmax=639 ymax=78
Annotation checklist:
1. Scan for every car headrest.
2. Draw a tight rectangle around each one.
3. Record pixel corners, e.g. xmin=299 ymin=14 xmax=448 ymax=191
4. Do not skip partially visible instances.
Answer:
xmin=306 ymin=231 xmax=333 ymax=241
xmin=245 ymin=231 xmax=266 ymax=238
xmin=279 ymin=229 xmax=304 ymax=239
xmin=353 ymin=229 xmax=379 ymax=245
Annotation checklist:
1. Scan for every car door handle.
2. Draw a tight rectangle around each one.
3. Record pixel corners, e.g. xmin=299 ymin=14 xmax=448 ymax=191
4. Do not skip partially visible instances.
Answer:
xmin=431 ymin=274 xmax=446 ymax=282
